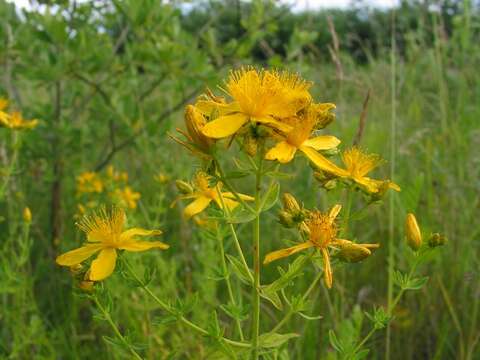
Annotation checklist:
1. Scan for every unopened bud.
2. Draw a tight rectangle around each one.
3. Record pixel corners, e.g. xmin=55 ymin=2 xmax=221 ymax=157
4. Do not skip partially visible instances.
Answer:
xmin=175 ymin=180 xmax=193 ymax=194
xmin=428 ymin=233 xmax=447 ymax=248
xmin=336 ymin=242 xmax=372 ymax=263
xmin=282 ymin=193 xmax=300 ymax=213
xmin=405 ymin=213 xmax=422 ymax=251
xmin=243 ymin=135 xmax=257 ymax=157
xmin=23 ymin=207 xmax=32 ymax=223
xmin=78 ymin=280 xmax=94 ymax=292
xmin=278 ymin=211 xmax=295 ymax=228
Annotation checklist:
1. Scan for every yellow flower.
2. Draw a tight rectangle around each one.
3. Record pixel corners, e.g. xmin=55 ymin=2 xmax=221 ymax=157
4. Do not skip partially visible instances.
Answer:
xmin=322 ymin=147 xmax=400 ymax=193
xmin=264 ymin=205 xmax=379 ymax=288
xmin=0 ymin=108 xmax=39 ymax=130
xmin=114 ymin=186 xmax=141 ymax=209
xmin=23 ymin=207 xmax=32 ymax=223
xmin=154 ymin=172 xmax=170 ymax=184
xmin=405 ymin=213 xmax=422 ymax=250
xmin=176 ymin=172 xmax=254 ymax=219
xmin=198 ymin=68 xmax=312 ymax=139
xmin=77 ymin=171 xmax=104 ymax=194
xmin=56 ymin=207 xmax=168 ymax=281
xmin=265 ymin=106 xmax=345 ymax=174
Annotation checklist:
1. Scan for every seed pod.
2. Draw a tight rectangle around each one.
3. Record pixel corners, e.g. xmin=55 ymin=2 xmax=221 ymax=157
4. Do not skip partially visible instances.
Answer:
xmin=405 ymin=213 xmax=422 ymax=251
xmin=175 ymin=180 xmax=194 ymax=194
xmin=282 ymin=193 xmax=300 ymax=213
xmin=23 ymin=207 xmax=32 ymax=223
xmin=336 ymin=242 xmax=372 ymax=263
xmin=243 ymin=134 xmax=258 ymax=157
xmin=428 ymin=233 xmax=447 ymax=248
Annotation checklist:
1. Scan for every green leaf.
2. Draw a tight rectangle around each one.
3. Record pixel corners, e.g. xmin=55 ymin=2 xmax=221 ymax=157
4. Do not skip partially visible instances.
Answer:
xmin=226 ymin=254 xmax=253 ymax=285
xmin=260 ymin=182 xmax=280 ymax=212
xmin=228 ymin=207 xmax=257 ymax=224
xmin=328 ymin=330 xmax=343 ymax=352
xmin=260 ymin=287 xmax=283 ymax=310
xmin=404 ymin=276 xmax=429 ymax=290
xmin=258 ymin=332 xmax=299 ymax=348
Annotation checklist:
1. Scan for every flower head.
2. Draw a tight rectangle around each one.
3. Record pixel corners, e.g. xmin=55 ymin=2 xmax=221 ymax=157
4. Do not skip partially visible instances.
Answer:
xmin=319 ymin=147 xmax=400 ymax=194
xmin=77 ymin=171 xmax=104 ymax=194
xmin=198 ymin=68 xmax=312 ymax=139
xmin=265 ymin=105 xmax=344 ymax=174
xmin=56 ymin=207 xmax=168 ymax=281
xmin=264 ymin=205 xmax=378 ymax=288
xmin=175 ymin=172 xmax=253 ymax=219
xmin=0 ymin=99 xmax=38 ymax=130
xmin=114 ymin=186 xmax=141 ymax=209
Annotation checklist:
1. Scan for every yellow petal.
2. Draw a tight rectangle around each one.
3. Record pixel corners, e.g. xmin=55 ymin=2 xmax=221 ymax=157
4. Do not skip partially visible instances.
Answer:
xmin=117 ymin=239 xmax=169 ymax=252
xmin=195 ymin=100 xmax=240 ymax=116
xmin=263 ymin=242 xmax=313 ymax=264
xmin=322 ymin=248 xmax=333 ymax=289
xmin=328 ymin=204 xmax=342 ymax=223
xmin=89 ymin=248 xmax=117 ymax=281
xmin=184 ymin=196 xmax=212 ymax=219
xmin=302 ymin=135 xmax=341 ymax=150
xmin=222 ymin=192 xmax=254 ymax=201
xmin=56 ymin=244 xmax=104 ymax=266
xmin=354 ymin=176 xmax=383 ymax=193
xmin=213 ymin=195 xmax=239 ymax=211
xmin=201 ymin=113 xmax=248 ymax=139
xmin=388 ymin=181 xmax=401 ymax=192
xmin=265 ymin=141 xmax=297 ymax=163
xmin=300 ymin=146 xmax=349 ymax=176
xmin=120 ymin=228 xmax=163 ymax=242
xmin=254 ymin=116 xmax=293 ymax=133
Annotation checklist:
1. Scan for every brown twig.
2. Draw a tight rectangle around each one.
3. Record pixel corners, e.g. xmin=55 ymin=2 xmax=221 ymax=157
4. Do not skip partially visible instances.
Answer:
xmin=94 ymin=85 xmax=202 ymax=171
xmin=353 ymin=89 xmax=371 ymax=146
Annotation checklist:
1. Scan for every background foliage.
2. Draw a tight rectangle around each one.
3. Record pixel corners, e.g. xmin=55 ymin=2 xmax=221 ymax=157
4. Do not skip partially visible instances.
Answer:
xmin=0 ymin=0 xmax=479 ymax=358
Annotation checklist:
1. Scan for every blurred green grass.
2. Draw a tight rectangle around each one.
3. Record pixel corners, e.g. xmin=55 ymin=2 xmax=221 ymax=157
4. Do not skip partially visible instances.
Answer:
xmin=0 ymin=0 xmax=479 ymax=359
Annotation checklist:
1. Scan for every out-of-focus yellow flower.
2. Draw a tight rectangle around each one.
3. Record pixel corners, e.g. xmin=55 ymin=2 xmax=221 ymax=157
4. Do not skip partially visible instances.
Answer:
xmin=176 ymin=172 xmax=253 ymax=219
xmin=0 ymin=106 xmax=39 ymax=130
xmin=405 ymin=213 xmax=422 ymax=251
xmin=170 ymin=105 xmax=215 ymax=158
xmin=114 ymin=186 xmax=141 ymax=209
xmin=323 ymin=147 xmax=400 ymax=194
xmin=264 ymin=205 xmax=379 ymax=288
xmin=23 ymin=207 xmax=32 ymax=223
xmin=265 ymin=106 xmax=344 ymax=174
xmin=77 ymin=172 xmax=104 ymax=194
xmin=198 ymin=68 xmax=312 ymax=139
xmin=56 ymin=207 xmax=168 ymax=281
xmin=154 ymin=172 xmax=170 ymax=184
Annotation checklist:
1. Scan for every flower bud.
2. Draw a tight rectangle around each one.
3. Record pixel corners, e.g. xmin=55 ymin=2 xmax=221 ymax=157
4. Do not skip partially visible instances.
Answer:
xmin=278 ymin=211 xmax=295 ymax=228
xmin=428 ymin=233 xmax=447 ymax=248
xmin=405 ymin=213 xmax=422 ymax=251
xmin=23 ymin=207 xmax=32 ymax=223
xmin=282 ymin=193 xmax=300 ymax=213
xmin=243 ymin=134 xmax=257 ymax=157
xmin=337 ymin=242 xmax=372 ymax=263
xmin=175 ymin=180 xmax=194 ymax=194
xmin=78 ymin=280 xmax=94 ymax=292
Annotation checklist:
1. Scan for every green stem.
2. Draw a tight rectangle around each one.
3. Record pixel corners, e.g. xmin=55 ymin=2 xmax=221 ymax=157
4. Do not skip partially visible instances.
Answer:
xmin=271 ymin=269 xmax=323 ymax=333
xmin=386 ymin=9 xmax=397 ymax=360
xmin=122 ymin=258 xmax=250 ymax=348
xmin=93 ymin=295 xmax=143 ymax=360
xmin=215 ymin=224 xmax=245 ymax=340
xmin=251 ymin=151 xmax=263 ymax=359
xmin=216 ymin=185 xmax=254 ymax=284
xmin=354 ymin=328 xmax=376 ymax=354
xmin=215 ymin=159 xmax=256 ymax=214
xmin=0 ymin=131 xmax=21 ymax=201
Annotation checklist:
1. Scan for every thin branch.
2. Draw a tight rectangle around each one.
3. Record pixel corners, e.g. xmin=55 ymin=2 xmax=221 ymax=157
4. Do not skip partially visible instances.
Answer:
xmin=353 ymin=89 xmax=371 ymax=146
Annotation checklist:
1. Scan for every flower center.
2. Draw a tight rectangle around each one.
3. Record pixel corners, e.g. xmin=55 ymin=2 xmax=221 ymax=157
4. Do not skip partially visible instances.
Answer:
xmin=307 ymin=212 xmax=337 ymax=248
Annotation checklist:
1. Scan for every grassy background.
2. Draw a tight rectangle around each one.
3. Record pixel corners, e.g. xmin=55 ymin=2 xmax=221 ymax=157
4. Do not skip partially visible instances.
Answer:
xmin=0 ymin=0 xmax=479 ymax=359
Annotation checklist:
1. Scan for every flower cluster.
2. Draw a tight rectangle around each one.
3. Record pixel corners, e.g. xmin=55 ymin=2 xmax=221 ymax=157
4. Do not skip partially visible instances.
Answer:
xmin=76 ymin=165 xmax=141 ymax=216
